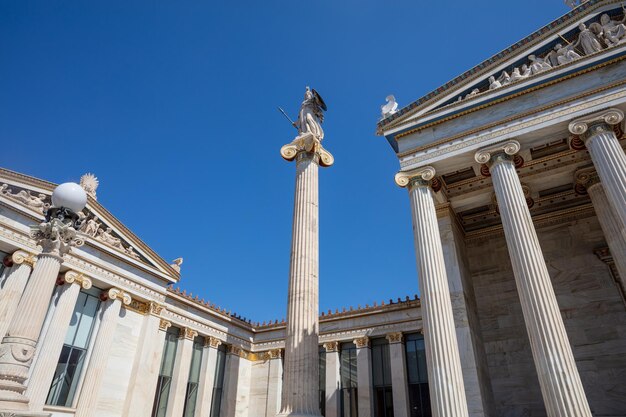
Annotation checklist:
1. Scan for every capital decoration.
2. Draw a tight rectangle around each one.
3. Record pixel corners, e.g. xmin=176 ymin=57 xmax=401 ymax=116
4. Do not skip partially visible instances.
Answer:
xmin=568 ymin=108 xmax=624 ymax=139
xmin=62 ymin=270 xmax=92 ymax=289
xmin=474 ymin=140 xmax=521 ymax=165
xmin=281 ymin=133 xmax=334 ymax=167
xmin=268 ymin=349 xmax=283 ymax=359
xmin=30 ymin=218 xmax=85 ymax=258
xmin=574 ymin=167 xmax=600 ymax=194
xmin=395 ymin=166 xmax=438 ymax=189
xmin=386 ymin=332 xmax=404 ymax=344
xmin=323 ymin=341 xmax=339 ymax=352
xmin=206 ymin=336 xmax=222 ymax=348
xmin=159 ymin=319 xmax=172 ymax=331
xmin=227 ymin=345 xmax=248 ymax=358
xmin=353 ymin=336 xmax=370 ymax=349
xmin=182 ymin=327 xmax=198 ymax=340
xmin=149 ymin=302 xmax=165 ymax=317
xmin=3 ymin=250 xmax=37 ymax=268
xmin=102 ymin=287 xmax=132 ymax=305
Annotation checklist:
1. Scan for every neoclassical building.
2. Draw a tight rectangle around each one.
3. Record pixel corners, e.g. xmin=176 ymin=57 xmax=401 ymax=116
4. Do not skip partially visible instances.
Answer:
xmin=1 ymin=1 xmax=626 ymax=417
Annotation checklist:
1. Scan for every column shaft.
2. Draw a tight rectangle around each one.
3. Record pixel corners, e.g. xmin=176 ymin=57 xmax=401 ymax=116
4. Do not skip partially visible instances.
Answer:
xmin=387 ymin=336 xmax=410 ymax=417
xmin=490 ymin=155 xmax=592 ymax=417
xmin=266 ymin=355 xmax=284 ymax=417
xmin=408 ymin=180 xmax=469 ymax=417
xmin=324 ymin=347 xmax=340 ymax=417
xmin=196 ymin=340 xmax=221 ymax=417
xmin=280 ymin=152 xmax=321 ymax=417
xmin=0 ymin=256 xmax=34 ymax=340
xmin=355 ymin=340 xmax=374 ymax=417
xmin=166 ymin=332 xmax=195 ymax=417
xmin=74 ymin=297 xmax=123 ymax=417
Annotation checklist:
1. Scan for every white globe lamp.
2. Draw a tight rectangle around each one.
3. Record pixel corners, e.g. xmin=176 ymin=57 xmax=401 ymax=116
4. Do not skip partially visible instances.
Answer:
xmin=51 ymin=182 xmax=88 ymax=213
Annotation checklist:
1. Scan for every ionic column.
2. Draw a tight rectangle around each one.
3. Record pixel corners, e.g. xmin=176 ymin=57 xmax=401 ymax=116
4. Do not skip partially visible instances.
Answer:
xmin=0 ymin=218 xmax=84 ymax=411
xmin=74 ymin=288 xmax=132 ymax=417
xmin=195 ymin=337 xmax=223 ymax=417
xmin=386 ymin=333 xmax=410 ymax=417
xmin=475 ymin=140 xmax=592 ymax=417
xmin=166 ymin=327 xmax=198 ymax=417
xmin=0 ymin=251 xmax=36 ymax=340
xmin=122 ymin=303 xmax=168 ymax=417
xmin=278 ymin=131 xmax=333 ymax=417
xmin=323 ymin=342 xmax=340 ymax=417
xmin=576 ymin=167 xmax=626 ymax=291
xmin=395 ymin=166 xmax=469 ymax=417
xmin=354 ymin=337 xmax=374 ymax=417
xmin=569 ymin=109 xmax=626 ymax=231
xmin=27 ymin=271 xmax=92 ymax=411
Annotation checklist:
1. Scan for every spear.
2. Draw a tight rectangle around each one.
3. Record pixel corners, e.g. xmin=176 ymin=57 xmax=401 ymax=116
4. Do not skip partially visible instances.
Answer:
xmin=277 ymin=107 xmax=298 ymax=130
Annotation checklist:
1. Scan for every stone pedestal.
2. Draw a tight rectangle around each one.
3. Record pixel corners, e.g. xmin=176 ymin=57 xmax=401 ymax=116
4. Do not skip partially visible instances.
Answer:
xmin=386 ymin=333 xmax=410 ymax=417
xmin=74 ymin=288 xmax=131 ymax=417
xmin=278 ymin=133 xmax=333 ymax=417
xmin=165 ymin=328 xmax=197 ymax=417
xmin=195 ymin=337 xmax=222 ymax=417
xmin=569 ymin=109 xmax=626 ymax=232
xmin=27 ymin=271 xmax=92 ymax=411
xmin=476 ymin=141 xmax=592 ymax=417
xmin=0 ymin=251 xmax=36 ymax=340
xmin=395 ymin=166 xmax=469 ymax=417
xmin=323 ymin=342 xmax=340 ymax=417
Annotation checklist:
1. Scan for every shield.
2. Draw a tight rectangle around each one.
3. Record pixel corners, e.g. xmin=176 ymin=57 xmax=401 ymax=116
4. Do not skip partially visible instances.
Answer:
xmin=312 ymin=89 xmax=327 ymax=111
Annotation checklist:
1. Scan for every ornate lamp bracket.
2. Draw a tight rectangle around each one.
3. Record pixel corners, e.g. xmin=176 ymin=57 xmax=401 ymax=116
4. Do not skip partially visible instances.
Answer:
xmin=568 ymin=108 xmax=624 ymax=142
xmin=395 ymin=166 xmax=440 ymax=191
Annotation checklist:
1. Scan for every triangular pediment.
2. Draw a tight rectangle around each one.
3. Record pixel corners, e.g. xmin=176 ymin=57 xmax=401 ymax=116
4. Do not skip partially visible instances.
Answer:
xmin=0 ymin=168 xmax=179 ymax=281
xmin=378 ymin=0 xmax=626 ymax=146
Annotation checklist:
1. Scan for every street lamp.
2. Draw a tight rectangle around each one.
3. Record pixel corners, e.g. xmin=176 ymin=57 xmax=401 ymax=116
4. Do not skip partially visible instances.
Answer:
xmin=46 ymin=182 xmax=88 ymax=230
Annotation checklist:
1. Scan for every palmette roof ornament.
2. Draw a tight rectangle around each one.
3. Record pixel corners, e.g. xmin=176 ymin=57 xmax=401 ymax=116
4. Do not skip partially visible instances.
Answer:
xmin=80 ymin=173 xmax=99 ymax=200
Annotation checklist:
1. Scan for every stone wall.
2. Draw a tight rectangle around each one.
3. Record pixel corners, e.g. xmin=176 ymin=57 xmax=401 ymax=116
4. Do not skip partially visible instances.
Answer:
xmin=467 ymin=217 xmax=626 ymax=417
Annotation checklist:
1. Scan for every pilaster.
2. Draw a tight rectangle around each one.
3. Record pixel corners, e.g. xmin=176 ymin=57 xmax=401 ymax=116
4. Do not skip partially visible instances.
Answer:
xmin=195 ymin=337 xmax=222 ymax=417
xmin=166 ymin=327 xmax=197 ymax=417
xmin=265 ymin=349 xmax=283 ymax=417
xmin=386 ymin=333 xmax=410 ymax=417
xmin=323 ymin=342 xmax=340 ymax=417
xmin=354 ymin=337 xmax=374 ymax=417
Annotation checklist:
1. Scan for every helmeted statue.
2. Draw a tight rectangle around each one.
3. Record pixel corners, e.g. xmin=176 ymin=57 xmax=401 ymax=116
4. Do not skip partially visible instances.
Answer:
xmin=295 ymin=86 xmax=327 ymax=140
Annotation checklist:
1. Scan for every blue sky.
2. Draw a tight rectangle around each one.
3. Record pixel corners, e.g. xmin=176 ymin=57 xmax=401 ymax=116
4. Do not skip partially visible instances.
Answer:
xmin=1 ymin=0 xmax=567 ymax=323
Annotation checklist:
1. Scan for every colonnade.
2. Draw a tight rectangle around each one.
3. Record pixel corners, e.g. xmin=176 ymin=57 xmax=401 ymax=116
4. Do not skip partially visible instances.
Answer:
xmin=394 ymin=108 xmax=626 ymax=417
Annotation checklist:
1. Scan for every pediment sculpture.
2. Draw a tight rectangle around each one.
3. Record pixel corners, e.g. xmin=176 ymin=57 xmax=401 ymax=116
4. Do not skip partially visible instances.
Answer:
xmin=0 ymin=183 xmax=50 ymax=214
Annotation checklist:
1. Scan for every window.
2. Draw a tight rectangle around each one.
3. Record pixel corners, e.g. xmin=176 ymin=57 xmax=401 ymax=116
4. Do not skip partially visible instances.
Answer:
xmin=371 ymin=338 xmax=393 ymax=417
xmin=183 ymin=336 xmax=204 ymax=417
xmin=151 ymin=326 xmax=180 ymax=417
xmin=209 ymin=343 xmax=227 ymax=417
xmin=319 ymin=345 xmax=326 ymax=416
xmin=405 ymin=333 xmax=431 ymax=417
xmin=46 ymin=287 xmax=101 ymax=407
xmin=340 ymin=342 xmax=358 ymax=417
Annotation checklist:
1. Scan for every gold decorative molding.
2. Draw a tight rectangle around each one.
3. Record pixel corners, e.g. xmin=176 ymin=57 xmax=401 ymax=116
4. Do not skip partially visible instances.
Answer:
xmin=353 ymin=336 xmax=370 ymax=349
xmin=181 ymin=327 xmax=198 ymax=340
xmin=149 ymin=302 xmax=165 ymax=317
xmin=227 ymin=345 xmax=249 ymax=359
xmin=159 ymin=319 xmax=172 ymax=331
xmin=62 ymin=270 xmax=92 ymax=290
xmin=103 ymin=287 xmax=132 ymax=306
xmin=205 ymin=336 xmax=222 ymax=349
xmin=323 ymin=341 xmax=339 ymax=352
xmin=4 ymin=250 xmax=37 ymax=268
xmin=386 ymin=332 xmax=404 ymax=344
xmin=250 ymin=348 xmax=283 ymax=362
xmin=267 ymin=349 xmax=282 ymax=359
xmin=126 ymin=299 xmax=149 ymax=315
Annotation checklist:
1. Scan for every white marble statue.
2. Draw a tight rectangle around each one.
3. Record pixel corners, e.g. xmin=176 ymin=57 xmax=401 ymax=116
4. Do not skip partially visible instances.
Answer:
xmin=528 ymin=55 xmax=552 ymax=75
xmin=381 ymin=95 xmax=398 ymax=118
xmin=554 ymin=43 xmax=582 ymax=65
xmin=599 ymin=12 xmax=626 ymax=47
xmin=80 ymin=173 xmax=99 ymax=200
xmin=509 ymin=67 xmax=527 ymax=82
xmin=465 ymin=88 xmax=480 ymax=99
xmin=488 ymin=76 xmax=502 ymax=90
xmin=81 ymin=216 xmax=101 ymax=237
xmin=574 ymin=23 xmax=604 ymax=55
xmin=295 ymin=86 xmax=326 ymax=140
xmin=171 ymin=257 xmax=183 ymax=272
xmin=97 ymin=227 xmax=123 ymax=249
xmin=0 ymin=184 xmax=49 ymax=213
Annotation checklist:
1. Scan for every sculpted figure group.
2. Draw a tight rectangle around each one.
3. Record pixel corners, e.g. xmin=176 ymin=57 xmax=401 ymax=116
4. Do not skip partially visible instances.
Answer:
xmin=458 ymin=9 xmax=626 ymax=102
xmin=0 ymin=184 xmax=49 ymax=213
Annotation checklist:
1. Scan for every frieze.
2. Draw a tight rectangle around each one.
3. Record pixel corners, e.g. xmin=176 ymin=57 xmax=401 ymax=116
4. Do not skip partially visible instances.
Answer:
xmin=0 ymin=183 xmax=50 ymax=215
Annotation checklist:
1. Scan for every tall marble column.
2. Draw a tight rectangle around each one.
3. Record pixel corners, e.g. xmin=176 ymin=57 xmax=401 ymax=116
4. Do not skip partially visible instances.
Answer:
xmin=0 ymin=216 xmax=84 ymax=413
xmin=569 ymin=109 xmax=626 ymax=231
xmin=0 ymin=251 xmax=36 ymax=340
xmin=576 ymin=167 xmax=626 ymax=291
xmin=354 ymin=337 xmax=374 ymax=417
xmin=122 ymin=303 xmax=168 ymax=417
xmin=323 ymin=342 xmax=340 ymax=417
xmin=395 ymin=166 xmax=469 ymax=417
xmin=475 ymin=140 xmax=592 ymax=417
xmin=74 ymin=288 xmax=131 ymax=417
xmin=27 ymin=271 xmax=92 ymax=411
xmin=279 ymin=130 xmax=333 ymax=417
xmin=386 ymin=333 xmax=410 ymax=417
xmin=166 ymin=327 xmax=197 ymax=417
xmin=195 ymin=337 xmax=223 ymax=417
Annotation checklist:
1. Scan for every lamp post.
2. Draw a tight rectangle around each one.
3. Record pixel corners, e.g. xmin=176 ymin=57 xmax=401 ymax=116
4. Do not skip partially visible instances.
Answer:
xmin=0 ymin=182 xmax=87 ymax=414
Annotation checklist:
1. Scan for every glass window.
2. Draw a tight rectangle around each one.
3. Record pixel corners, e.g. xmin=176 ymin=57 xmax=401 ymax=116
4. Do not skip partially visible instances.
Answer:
xmin=152 ymin=326 xmax=180 ymax=417
xmin=319 ymin=345 xmax=326 ymax=416
xmin=183 ymin=336 xmax=204 ymax=417
xmin=340 ymin=342 xmax=358 ymax=417
xmin=209 ymin=343 xmax=227 ymax=417
xmin=371 ymin=338 xmax=393 ymax=417
xmin=405 ymin=333 xmax=431 ymax=417
xmin=46 ymin=287 xmax=101 ymax=407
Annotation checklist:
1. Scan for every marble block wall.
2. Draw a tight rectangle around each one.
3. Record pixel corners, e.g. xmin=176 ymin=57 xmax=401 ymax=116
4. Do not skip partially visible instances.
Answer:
xmin=467 ymin=217 xmax=626 ymax=417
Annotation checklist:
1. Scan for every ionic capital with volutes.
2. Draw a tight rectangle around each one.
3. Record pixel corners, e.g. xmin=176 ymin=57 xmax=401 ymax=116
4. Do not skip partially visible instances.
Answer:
xmin=574 ymin=166 xmax=601 ymax=194
xmin=475 ymin=140 xmax=524 ymax=175
xmin=395 ymin=166 xmax=441 ymax=191
xmin=101 ymin=287 xmax=132 ymax=306
xmin=58 ymin=270 xmax=92 ymax=289
xmin=568 ymin=108 xmax=624 ymax=143
xmin=2 ymin=250 xmax=37 ymax=268
xmin=280 ymin=132 xmax=334 ymax=167
xmin=353 ymin=336 xmax=370 ymax=349
xmin=323 ymin=341 xmax=339 ymax=352
xmin=386 ymin=332 xmax=403 ymax=344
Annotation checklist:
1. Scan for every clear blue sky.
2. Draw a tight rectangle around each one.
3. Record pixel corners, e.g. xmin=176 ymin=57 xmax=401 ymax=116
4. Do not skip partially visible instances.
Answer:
xmin=1 ymin=1 xmax=567 ymax=323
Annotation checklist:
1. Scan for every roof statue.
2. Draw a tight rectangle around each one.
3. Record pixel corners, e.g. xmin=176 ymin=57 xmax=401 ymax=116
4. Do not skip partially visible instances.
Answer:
xmin=295 ymin=86 xmax=326 ymax=141
xmin=80 ymin=173 xmax=99 ymax=200
xmin=565 ymin=0 xmax=588 ymax=8
xmin=381 ymin=95 xmax=399 ymax=119
xmin=171 ymin=257 xmax=183 ymax=272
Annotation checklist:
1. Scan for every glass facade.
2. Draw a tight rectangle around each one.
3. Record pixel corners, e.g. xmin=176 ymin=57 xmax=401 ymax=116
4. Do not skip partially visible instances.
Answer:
xmin=151 ymin=326 xmax=180 ymax=417
xmin=182 ymin=336 xmax=205 ymax=417
xmin=405 ymin=333 xmax=431 ymax=417
xmin=340 ymin=342 xmax=358 ymax=417
xmin=209 ymin=343 xmax=227 ymax=417
xmin=46 ymin=287 xmax=101 ymax=407
xmin=319 ymin=345 xmax=326 ymax=416
xmin=371 ymin=338 xmax=393 ymax=417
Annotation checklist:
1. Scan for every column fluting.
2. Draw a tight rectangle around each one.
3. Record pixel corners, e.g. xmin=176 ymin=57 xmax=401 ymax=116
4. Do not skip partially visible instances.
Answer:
xmin=0 ymin=251 xmax=36 ymax=340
